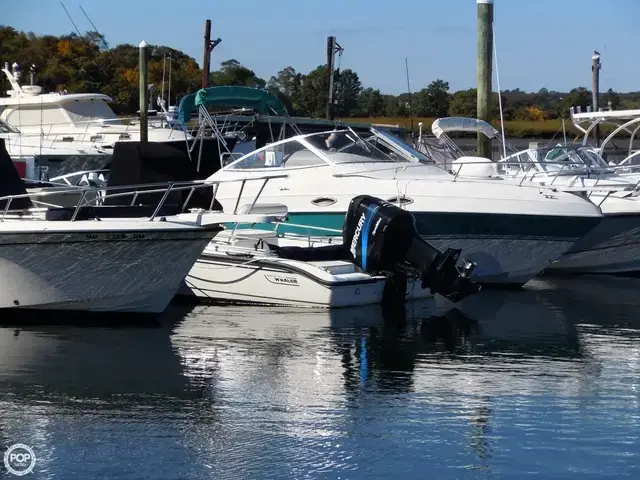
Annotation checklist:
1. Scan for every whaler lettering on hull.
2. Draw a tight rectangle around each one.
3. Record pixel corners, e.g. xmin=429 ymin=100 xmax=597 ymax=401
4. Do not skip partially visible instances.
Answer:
xmin=265 ymin=274 xmax=300 ymax=286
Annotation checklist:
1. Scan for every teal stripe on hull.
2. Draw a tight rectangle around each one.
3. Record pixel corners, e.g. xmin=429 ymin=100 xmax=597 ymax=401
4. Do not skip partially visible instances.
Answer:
xmin=226 ymin=211 xmax=600 ymax=239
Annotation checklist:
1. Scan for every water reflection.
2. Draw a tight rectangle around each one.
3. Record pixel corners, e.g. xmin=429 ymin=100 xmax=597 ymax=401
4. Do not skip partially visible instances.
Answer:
xmin=0 ymin=276 xmax=638 ymax=478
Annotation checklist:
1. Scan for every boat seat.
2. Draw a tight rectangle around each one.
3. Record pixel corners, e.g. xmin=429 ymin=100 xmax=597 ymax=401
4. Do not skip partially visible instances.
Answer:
xmin=44 ymin=204 xmax=183 ymax=221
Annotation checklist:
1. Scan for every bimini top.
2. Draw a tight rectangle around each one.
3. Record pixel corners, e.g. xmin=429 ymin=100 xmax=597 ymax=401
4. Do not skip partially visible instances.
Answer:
xmin=178 ymin=86 xmax=288 ymax=124
xmin=431 ymin=117 xmax=500 ymax=139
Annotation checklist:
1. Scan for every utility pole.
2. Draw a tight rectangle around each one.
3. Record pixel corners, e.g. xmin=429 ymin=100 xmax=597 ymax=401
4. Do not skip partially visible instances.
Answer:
xmin=592 ymin=50 xmax=601 ymax=147
xmin=476 ymin=0 xmax=493 ymax=159
xmin=202 ymin=19 xmax=222 ymax=88
xmin=139 ymin=40 xmax=148 ymax=150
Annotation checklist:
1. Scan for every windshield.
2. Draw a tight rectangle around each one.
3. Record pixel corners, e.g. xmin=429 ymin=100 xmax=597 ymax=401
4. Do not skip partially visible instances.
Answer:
xmin=372 ymin=128 xmax=434 ymax=163
xmin=531 ymin=146 xmax=610 ymax=171
xmin=226 ymin=130 xmax=400 ymax=170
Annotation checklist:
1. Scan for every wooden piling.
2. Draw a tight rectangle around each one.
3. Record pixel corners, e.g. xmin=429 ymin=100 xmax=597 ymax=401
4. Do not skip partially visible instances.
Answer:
xmin=202 ymin=20 xmax=212 ymax=88
xmin=139 ymin=40 xmax=148 ymax=149
xmin=477 ymin=0 xmax=493 ymax=159
xmin=326 ymin=36 xmax=336 ymax=120
xmin=592 ymin=51 xmax=601 ymax=146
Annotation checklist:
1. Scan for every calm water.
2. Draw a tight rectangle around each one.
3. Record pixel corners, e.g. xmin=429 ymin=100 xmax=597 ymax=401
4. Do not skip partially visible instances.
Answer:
xmin=1 ymin=276 xmax=639 ymax=479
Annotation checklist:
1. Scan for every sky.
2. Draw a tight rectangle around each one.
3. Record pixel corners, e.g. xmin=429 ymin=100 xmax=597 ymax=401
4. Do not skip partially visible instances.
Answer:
xmin=4 ymin=0 xmax=640 ymax=94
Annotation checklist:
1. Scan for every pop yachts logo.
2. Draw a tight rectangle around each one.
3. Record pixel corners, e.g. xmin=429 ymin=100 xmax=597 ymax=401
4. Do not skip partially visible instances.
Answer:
xmin=4 ymin=444 xmax=36 ymax=476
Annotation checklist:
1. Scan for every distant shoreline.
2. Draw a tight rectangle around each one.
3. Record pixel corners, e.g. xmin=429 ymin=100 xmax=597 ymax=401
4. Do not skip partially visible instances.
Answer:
xmin=340 ymin=117 xmax=620 ymax=139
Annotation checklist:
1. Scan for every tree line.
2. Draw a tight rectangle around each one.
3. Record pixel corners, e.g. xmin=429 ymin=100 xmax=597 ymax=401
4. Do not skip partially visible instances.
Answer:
xmin=2 ymin=26 xmax=640 ymax=123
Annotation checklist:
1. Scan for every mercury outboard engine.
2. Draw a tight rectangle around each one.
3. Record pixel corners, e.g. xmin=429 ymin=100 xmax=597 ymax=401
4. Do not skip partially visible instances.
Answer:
xmin=343 ymin=195 xmax=480 ymax=303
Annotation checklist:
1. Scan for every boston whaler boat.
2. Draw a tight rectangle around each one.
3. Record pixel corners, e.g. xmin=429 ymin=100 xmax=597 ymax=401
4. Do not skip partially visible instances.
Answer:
xmin=430 ymin=117 xmax=640 ymax=274
xmin=184 ymin=194 xmax=481 ymax=307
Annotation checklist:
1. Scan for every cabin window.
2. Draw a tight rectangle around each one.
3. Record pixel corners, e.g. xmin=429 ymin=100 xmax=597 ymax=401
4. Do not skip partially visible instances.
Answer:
xmin=4 ymin=107 xmax=69 ymax=129
xmin=65 ymin=99 xmax=120 ymax=125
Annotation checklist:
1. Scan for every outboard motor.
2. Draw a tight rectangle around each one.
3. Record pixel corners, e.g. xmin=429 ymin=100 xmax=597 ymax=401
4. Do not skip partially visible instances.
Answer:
xmin=343 ymin=195 xmax=480 ymax=303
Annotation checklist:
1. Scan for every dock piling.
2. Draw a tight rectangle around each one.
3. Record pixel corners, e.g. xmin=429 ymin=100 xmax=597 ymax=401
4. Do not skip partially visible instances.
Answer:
xmin=139 ymin=40 xmax=149 ymax=149
xmin=477 ymin=0 xmax=493 ymax=159
xmin=592 ymin=51 xmax=601 ymax=146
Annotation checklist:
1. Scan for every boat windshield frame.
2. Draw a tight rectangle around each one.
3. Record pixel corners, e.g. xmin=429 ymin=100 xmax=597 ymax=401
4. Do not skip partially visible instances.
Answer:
xmin=223 ymin=129 xmax=403 ymax=171
xmin=0 ymin=117 xmax=20 ymax=134
xmin=501 ymin=145 xmax=611 ymax=175
xmin=369 ymin=127 xmax=435 ymax=164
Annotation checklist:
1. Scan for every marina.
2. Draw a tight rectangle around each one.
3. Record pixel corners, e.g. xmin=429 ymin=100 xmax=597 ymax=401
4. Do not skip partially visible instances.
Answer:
xmin=2 ymin=0 xmax=640 ymax=477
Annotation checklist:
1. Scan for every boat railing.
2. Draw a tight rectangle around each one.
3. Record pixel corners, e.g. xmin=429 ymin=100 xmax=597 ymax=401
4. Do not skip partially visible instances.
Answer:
xmin=0 ymin=173 xmax=289 ymax=223
xmin=49 ymin=170 xmax=110 ymax=186
xmin=450 ymin=158 xmax=640 ymax=191
xmin=12 ymin=117 xmax=188 ymax=151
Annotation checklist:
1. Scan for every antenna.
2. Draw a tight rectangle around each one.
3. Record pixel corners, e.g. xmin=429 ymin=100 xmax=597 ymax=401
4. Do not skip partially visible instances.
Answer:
xmin=168 ymin=53 xmax=172 ymax=107
xmin=160 ymin=53 xmax=166 ymax=109
xmin=405 ymin=57 xmax=414 ymax=140
xmin=492 ymin=22 xmax=507 ymax=159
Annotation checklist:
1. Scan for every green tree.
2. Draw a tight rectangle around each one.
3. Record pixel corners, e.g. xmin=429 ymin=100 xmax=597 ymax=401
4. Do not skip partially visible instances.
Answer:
xmin=606 ymin=88 xmax=621 ymax=110
xmin=358 ymin=88 xmax=385 ymax=117
xmin=557 ymin=87 xmax=592 ymax=118
xmin=449 ymin=89 xmax=477 ymax=117
xmin=333 ymin=68 xmax=362 ymax=117
xmin=418 ymin=79 xmax=450 ymax=117
xmin=297 ymin=65 xmax=327 ymax=118
xmin=209 ymin=59 xmax=266 ymax=88
xmin=267 ymin=66 xmax=303 ymax=113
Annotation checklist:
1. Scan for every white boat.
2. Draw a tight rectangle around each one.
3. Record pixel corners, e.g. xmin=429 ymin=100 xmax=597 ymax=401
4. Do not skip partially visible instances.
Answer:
xmin=0 ymin=138 xmax=292 ymax=314
xmin=176 ymin=88 xmax=606 ymax=288
xmin=183 ymin=223 xmax=432 ymax=308
xmin=27 ymin=137 xmax=479 ymax=309
xmin=0 ymin=62 xmax=199 ymax=178
xmin=201 ymin=129 xmax=603 ymax=287
xmin=430 ymin=116 xmax=640 ymax=274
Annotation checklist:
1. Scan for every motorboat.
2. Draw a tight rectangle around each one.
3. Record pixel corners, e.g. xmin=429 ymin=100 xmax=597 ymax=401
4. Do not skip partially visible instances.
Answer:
xmin=183 ymin=194 xmax=480 ymax=308
xmin=0 ymin=63 xmax=239 ymax=180
xmin=174 ymin=89 xmax=604 ymax=288
xmin=30 ymin=137 xmax=482 ymax=309
xmin=203 ymin=129 xmax=604 ymax=287
xmin=570 ymin=106 xmax=640 ymax=166
xmin=430 ymin=116 xmax=640 ymax=274
xmin=0 ymin=62 xmax=188 ymax=148
xmin=0 ymin=138 xmax=291 ymax=315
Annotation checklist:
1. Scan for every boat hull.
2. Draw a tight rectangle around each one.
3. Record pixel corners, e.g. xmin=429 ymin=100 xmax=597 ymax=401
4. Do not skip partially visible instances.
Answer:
xmin=234 ymin=211 xmax=600 ymax=287
xmin=547 ymin=213 xmax=640 ymax=274
xmin=0 ymin=227 xmax=218 ymax=313
xmin=182 ymin=254 xmax=433 ymax=308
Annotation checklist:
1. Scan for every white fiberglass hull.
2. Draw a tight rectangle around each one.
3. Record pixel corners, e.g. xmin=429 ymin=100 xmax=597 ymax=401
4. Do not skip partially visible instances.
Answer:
xmin=547 ymin=213 xmax=640 ymax=274
xmin=183 ymin=252 xmax=432 ymax=308
xmin=0 ymin=221 xmax=219 ymax=314
xmin=211 ymin=162 xmax=604 ymax=288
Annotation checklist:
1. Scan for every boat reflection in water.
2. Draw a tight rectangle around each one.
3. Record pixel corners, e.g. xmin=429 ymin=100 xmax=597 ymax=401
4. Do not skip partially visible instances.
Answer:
xmin=1 ymin=277 xmax=639 ymax=478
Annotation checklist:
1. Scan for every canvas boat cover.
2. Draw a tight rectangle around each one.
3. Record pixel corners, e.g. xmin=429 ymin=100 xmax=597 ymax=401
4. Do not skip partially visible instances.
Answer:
xmin=431 ymin=117 xmax=499 ymax=140
xmin=178 ymin=86 xmax=288 ymax=124
xmin=0 ymin=139 xmax=32 ymax=210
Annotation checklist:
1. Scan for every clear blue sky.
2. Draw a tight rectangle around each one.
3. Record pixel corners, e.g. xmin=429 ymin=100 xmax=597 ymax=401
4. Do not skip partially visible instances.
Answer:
xmin=4 ymin=0 xmax=639 ymax=94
